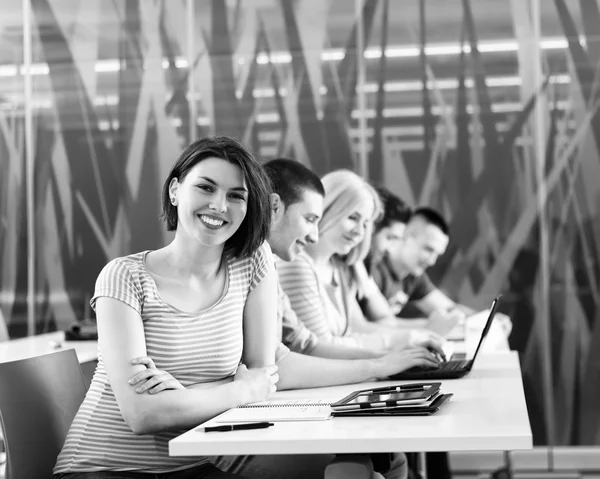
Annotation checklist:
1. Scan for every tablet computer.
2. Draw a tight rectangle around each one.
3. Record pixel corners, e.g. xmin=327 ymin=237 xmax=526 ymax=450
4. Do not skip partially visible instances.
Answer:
xmin=331 ymin=382 xmax=441 ymax=411
xmin=332 ymin=393 xmax=453 ymax=417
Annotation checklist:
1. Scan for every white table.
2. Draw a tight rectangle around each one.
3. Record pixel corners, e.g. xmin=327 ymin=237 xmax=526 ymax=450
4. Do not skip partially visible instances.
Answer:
xmin=0 ymin=331 xmax=98 ymax=364
xmin=169 ymin=351 xmax=532 ymax=456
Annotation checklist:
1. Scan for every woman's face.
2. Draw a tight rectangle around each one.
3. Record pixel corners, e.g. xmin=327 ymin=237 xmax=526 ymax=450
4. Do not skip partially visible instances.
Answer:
xmin=170 ymin=157 xmax=248 ymax=248
xmin=319 ymin=198 xmax=374 ymax=257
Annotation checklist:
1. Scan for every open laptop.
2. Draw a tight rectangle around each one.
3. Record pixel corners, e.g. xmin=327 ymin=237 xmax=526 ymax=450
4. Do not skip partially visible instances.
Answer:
xmin=389 ymin=296 xmax=502 ymax=380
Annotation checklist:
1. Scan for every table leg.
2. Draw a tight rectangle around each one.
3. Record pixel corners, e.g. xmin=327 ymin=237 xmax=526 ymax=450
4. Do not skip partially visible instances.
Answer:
xmin=418 ymin=452 xmax=428 ymax=479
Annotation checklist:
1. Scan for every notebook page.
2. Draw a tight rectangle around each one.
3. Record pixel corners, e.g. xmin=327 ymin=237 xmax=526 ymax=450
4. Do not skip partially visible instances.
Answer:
xmin=212 ymin=398 xmax=337 ymax=422
xmin=214 ymin=405 xmax=332 ymax=422
xmin=239 ymin=398 xmax=336 ymax=408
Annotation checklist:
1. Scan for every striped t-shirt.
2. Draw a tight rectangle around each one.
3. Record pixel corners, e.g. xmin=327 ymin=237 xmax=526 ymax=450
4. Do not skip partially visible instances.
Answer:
xmin=277 ymin=252 xmax=390 ymax=350
xmin=54 ymin=242 xmax=274 ymax=474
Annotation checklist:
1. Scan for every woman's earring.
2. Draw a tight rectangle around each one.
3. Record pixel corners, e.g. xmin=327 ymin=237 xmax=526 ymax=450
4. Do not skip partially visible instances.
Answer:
xmin=171 ymin=197 xmax=177 ymax=205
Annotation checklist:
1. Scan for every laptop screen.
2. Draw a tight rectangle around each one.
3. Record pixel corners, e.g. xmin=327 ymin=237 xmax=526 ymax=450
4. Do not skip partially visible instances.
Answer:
xmin=468 ymin=296 xmax=502 ymax=363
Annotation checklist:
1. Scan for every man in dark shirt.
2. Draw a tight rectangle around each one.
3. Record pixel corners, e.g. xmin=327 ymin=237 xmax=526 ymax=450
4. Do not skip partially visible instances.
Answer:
xmin=371 ymin=206 xmax=471 ymax=333
xmin=374 ymin=254 xmax=436 ymax=316
xmin=371 ymin=203 xmax=511 ymax=336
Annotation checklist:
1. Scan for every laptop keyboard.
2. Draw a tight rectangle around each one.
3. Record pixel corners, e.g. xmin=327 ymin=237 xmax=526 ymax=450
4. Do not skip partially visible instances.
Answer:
xmin=403 ymin=359 xmax=471 ymax=375
xmin=441 ymin=360 xmax=470 ymax=371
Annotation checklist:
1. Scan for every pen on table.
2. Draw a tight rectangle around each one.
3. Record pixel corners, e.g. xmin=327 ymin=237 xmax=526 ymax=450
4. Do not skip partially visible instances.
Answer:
xmin=199 ymin=422 xmax=274 ymax=433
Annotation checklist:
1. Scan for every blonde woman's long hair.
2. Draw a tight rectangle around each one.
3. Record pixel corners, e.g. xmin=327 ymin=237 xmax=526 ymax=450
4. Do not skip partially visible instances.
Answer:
xmin=319 ymin=169 xmax=382 ymax=266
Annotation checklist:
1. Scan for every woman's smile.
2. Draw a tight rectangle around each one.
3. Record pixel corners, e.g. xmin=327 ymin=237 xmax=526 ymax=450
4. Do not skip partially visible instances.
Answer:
xmin=198 ymin=214 xmax=227 ymax=230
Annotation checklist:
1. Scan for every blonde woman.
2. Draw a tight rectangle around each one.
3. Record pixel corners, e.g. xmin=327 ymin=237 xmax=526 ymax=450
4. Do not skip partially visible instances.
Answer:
xmin=277 ymin=169 xmax=442 ymax=354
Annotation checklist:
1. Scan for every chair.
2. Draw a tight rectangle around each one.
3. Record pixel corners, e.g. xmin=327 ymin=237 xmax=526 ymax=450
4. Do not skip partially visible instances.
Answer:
xmin=0 ymin=349 xmax=86 ymax=479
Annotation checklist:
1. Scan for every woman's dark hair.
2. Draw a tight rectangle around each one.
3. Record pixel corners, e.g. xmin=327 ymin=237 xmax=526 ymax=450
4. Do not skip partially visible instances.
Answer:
xmin=373 ymin=185 xmax=412 ymax=233
xmin=161 ymin=136 xmax=272 ymax=259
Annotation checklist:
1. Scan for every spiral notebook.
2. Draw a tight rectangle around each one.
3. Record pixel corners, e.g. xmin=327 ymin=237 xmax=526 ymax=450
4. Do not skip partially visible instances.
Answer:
xmin=213 ymin=398 xmax=335 ymax=423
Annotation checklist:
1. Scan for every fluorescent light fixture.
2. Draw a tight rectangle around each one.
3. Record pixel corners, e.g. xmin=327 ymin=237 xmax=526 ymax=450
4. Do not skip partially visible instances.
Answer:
xmin=364 ymin=48 xmax=385 ymax=59
xmin=477 ymin=42 xmax=519 ymax=53
xmin=222 ymin=99 xmax=572 ymax=123
xmin=256 ymin=52 xmax=292 ymax=64
xmin=541 ymin=38 xmax=569 ymax=49
xmin=550 ymin=74 xmax=570 ymax=84
xmin=322 ymin=49 xmax=345 ymax=61
xmin=95 ymin=60 xmax=121 ymax=72
xmin=424 ymin=45 xmax=463 ymax=55
xmin=98 ymin=120 xmax=120 ymax=131
xmin=0 ymin=65 xmax=18 ymax=77
xmin=20 ymin=63 xmax=49 ymax=75
xmin=31 ymin=98 xmax=53 ymax=109
xmin=0 ymin=36 xmax=578 ymax=75
xmin=175 ymin=57 xmax=189 ymax=68
xmin=93 ymin=95 xmax=119 ymax=106
xmin=1 ymin=72 xmax=571 ymax=116
xmin=247 ymin=73 xmax=570 ymax=98
xmin=255 ymin=36 xmax=574 ymax=64
xmin=256 ymin=112 xmax=280 ymax=123
xmin=348 ymin=99 xmax=571 ymax=120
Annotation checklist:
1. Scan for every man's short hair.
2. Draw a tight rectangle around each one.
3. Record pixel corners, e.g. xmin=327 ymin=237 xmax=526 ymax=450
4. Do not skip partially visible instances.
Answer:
xmin=411 ymin=207 xmax=449 ymax=236
xmin=374 ymin=186 xmax=412 ymax=233
xmin=263 ymin=158 xmax=325 ymax=206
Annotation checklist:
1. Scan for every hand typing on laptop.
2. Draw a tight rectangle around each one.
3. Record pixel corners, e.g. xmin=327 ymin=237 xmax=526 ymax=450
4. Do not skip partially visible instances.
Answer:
xmin=406 ymin=328 xmax=446 ymax=357
xmin=388 ymin=296 xmax=502 ymax=380
xmin=373 ymin=346 xmax=442 ymax=379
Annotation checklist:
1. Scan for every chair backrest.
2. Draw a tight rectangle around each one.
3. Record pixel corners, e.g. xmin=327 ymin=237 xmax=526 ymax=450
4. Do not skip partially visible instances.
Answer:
xmin=0 ymin=309 xmax=8 ymax=342
xmin=0 ymin=349 xmax=86 ymax=479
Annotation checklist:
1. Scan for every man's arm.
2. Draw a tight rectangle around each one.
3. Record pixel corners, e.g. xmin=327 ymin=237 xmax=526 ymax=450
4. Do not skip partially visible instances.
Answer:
xmin=276 ymin=349 xmax=440 ymax=390
xmin=280 ymin=279 xmax=425 ymax=360
xmin=308 ymin=341 xmax=384 ymax=359
xmin=417 ymin=290 xmax=512 ymax=336
xmin=412 ymin=288 xmax=465 ymax=315
xmin=410 ymin=289 xmax=471 ymax=336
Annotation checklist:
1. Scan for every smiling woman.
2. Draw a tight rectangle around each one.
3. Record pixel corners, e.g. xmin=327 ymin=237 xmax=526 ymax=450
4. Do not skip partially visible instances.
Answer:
xmin=52 ymin=137 xmax=279 ymax=479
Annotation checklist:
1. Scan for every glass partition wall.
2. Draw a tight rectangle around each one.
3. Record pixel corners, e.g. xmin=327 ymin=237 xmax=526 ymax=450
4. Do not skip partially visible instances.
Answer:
xmin=1 ymin=0 xmax=599 ymax=448
xmin=0 ymin=0 xmax=26 ymax=337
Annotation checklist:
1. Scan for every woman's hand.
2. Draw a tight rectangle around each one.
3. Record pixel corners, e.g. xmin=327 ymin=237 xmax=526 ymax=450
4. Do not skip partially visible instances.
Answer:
xmin=128 ymin=357 xmax=184 ymax=394
xmin=233 ymin=363 xmax=279 ymax=404
xmin=376 ymin=346 xmax=441 ymax=379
